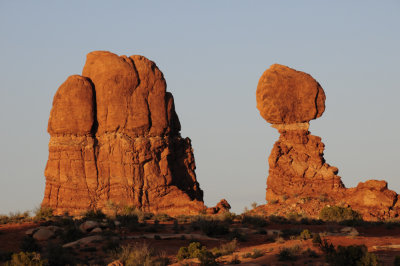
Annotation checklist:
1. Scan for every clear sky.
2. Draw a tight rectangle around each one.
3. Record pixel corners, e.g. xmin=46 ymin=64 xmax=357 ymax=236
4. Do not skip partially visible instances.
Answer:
xmin=0 ymin=1 xmax=399 ymax=214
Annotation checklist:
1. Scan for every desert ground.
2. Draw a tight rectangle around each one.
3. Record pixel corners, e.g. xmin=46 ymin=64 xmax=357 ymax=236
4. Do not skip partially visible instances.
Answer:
xmin=1 ymin=209 xmax=400 ymax=265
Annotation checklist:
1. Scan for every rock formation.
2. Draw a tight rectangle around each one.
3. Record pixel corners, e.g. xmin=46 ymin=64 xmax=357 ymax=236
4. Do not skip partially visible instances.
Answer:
xmin=256 ymin=64 xmax=399 ymax=220
xmin=42 ymin=51 xmax=229 ymax=216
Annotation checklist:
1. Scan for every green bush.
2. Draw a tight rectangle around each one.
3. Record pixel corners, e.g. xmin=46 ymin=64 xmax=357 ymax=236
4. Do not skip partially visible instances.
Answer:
xmin=241 ymin=215 xmax=268 ymax=227
xmin=177 ymin=242 xmax=217 ymax=264
xmin=319 ymin=206 xmax=362 ymax=222
xmin=5 ymin=252 xmax=48 ymax=266
xmin=298 ymin=229 xmax=313 ymax=240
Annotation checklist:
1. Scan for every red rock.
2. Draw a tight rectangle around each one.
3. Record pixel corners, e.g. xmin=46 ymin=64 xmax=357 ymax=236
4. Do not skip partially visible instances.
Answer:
xmin=256 ymin=64 xmax=325 ymax=124
xmin=256 ymin=65 xmax=399 ymax=221
xmin=42 ymin=51 xmax=211 ymax=216
xmin=48 ymin=75 xmax=94 ymax=135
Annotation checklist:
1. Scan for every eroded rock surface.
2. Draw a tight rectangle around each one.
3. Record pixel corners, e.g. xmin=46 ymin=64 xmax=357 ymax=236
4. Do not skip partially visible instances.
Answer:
xmin=256 ymin=64 xmax=399 ymax=220
xmin=42 ymin=51 xmax=207 ymax=215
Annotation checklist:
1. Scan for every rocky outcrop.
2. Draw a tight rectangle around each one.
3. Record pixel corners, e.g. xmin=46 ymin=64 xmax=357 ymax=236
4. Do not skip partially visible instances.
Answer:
xmin=42 ymin=51 xmax=208 ymax=216
xmin=256 ymin=64 xmax=399 ymax=220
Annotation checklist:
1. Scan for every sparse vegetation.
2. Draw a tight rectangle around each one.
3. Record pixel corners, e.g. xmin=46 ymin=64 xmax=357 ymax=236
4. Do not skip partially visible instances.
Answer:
xmin=5 ymin=252 xmax=48 ymax=266
xmin=242 ymin=248 xmax=264 ymax=259
xmin=114 ymin=243 xmax=169 ymax=266
xmin=34 ymin=207 xmax=53 ymax=221
xmin=177 ymin=242 xmax=216 ymax=265
xmin=82 ymin=209 xmax=106 ymax=221
xmin=298 ymin=229 xmax=313 ymax=240
xmin=191 ymin=217 xmax=229 ymax=236
xmin=211 ymin=239 xmax=238 ymax=257
xmin=319 ymin=206 xmax=362 ymax=222
xmin=241 ymin=214 xmax=268 ymax=227
xmin=0 ymin=211 xmax=31 ymax=224
xmin=277 ymin=245 xmax=301 ymax=261
xmin=315 ymin=237 xmax=379 ymax=266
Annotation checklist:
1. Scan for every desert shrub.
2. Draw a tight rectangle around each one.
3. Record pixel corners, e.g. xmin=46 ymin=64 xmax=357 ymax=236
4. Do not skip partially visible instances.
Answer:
xmin=303 ymin=248 xmax=319 ymax=258
xmin=176 ymin=215 xmax=191 ymax=223
xmin=216 ymin=212 xmax=236 ymax=224
xmin=34 ymin=207 xmax=53 ymax=221
xmin=20 ymin=236 xmax=40 ymax=252
xmin=212 ymin=239 xmax=238 ymax=257
xmin=116 ymin=212 xmax=138 ymax=230
xmin=197 ymin=249 xmax=217 ymax=265
xmin=242 ymin=248 xmax=263 ymax=259
xmin=319 ymin=206 xmax=362 ymax=222
xmin=298 ymin=229 xmax=313 ymax=240
xmin=268 ymin=215 xmax=289 ymax=224
xmin=227 ymin=228 xmax=247 ymax=242
xmin=114 ymin=243 xmax=168 ymax=266
xmin=1 ymin=211 xmax=31 ymax=224
xmin=82 ymin=209 xmax=106 ymax=221
xmin=191 ymin=218 xmax=229 ymax=236
xmin=326 ymin=244 xmax=379 ymax=266
xmin=241 ymin=215 xmax=268 ymax=227
xmin=277 ymin=245 xmax=301 ymax=261
xmin=177 ymin=242 xmax=216 ymax=265
xmin=312 ymin=233 xmax=322 ymax=246
xmin=281 ymin=228 xmax=302 ymax=238
xmin=5 ymin=252 xmax=48 ymax=266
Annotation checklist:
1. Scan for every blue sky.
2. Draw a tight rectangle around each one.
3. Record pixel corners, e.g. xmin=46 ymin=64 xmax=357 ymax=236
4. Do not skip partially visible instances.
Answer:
xmin=0 ymin=1 xmax=399 ymax=214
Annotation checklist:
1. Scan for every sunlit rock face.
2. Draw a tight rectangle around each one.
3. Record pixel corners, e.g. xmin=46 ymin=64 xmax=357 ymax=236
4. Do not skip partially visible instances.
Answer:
xmin=42 ymin=51 xmax=206 ymax=216
xmin=256 ymin=64 xmax=399 ymax=221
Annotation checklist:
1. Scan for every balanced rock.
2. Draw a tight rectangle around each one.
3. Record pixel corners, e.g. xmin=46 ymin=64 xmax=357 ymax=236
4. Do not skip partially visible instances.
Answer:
xmin=256 ymin=64 xmax=325 ymax=124
xmin=256 ymin=64 xmax=399 ymax=220
xmin=42 ymin=51 xmax=207 ymax=215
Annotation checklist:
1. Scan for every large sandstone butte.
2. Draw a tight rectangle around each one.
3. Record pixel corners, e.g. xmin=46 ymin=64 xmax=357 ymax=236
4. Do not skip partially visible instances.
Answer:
xmin=42 ymin=51 xmax=228 ymax=216
xmin=256 ymin=64 xmax=400 ymax=220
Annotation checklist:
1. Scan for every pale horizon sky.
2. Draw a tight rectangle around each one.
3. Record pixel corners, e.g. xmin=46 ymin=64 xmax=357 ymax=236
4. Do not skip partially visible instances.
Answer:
xmin=0 ymin=1 xmax=399 ymax=214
